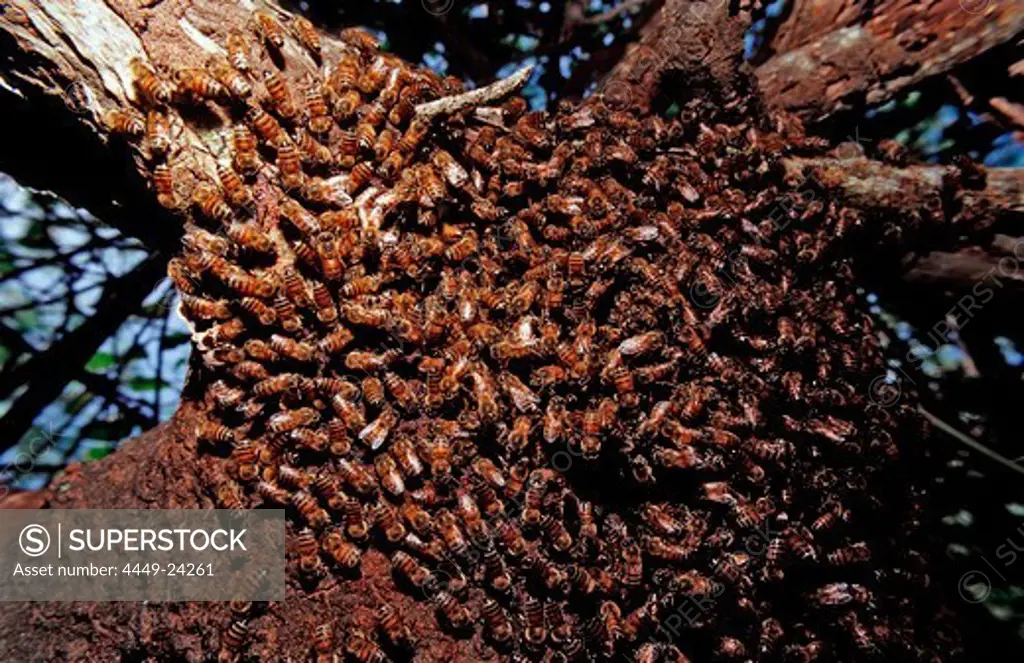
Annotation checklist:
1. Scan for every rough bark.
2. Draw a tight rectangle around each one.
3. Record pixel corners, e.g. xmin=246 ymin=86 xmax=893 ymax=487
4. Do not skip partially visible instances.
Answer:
xmin=599 ymin=0 xmax=752 ymax=113
xmin=754 ymin=0 xmax=1024 ymax=125
xmin=0 ymin=404 xmax=486 ymax=663
xmin=0 ymin=0 xmax=345 ymax=249
xmin=783 ymin=158 xmax=1024 ymax=231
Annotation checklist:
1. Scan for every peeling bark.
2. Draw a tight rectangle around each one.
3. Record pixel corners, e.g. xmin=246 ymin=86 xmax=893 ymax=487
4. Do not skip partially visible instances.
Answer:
xmin=755 ymin=0 xmax=1024 ymax=124
xmin=783 ymin=157 xmax=1024 ymax=231
xmin=0 ymin=0 xmax=341 ymax=248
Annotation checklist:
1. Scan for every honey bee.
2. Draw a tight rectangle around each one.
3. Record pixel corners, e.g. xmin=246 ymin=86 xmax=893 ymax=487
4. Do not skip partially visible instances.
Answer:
xmin=129 ymin=57 xmax=175 ymax=105
xmin=398 ymin=500 xmax=431 ymax=535
xmin=311 ymin=622 xmax=334 ymax=663
xmin=242 ymin=109 xmax=282 ymax=151
xmin=354 ymin=122 xmax=377 ymax=154
xmin=325 ymin=419 xmax=353 ymax=457
xmin=288 ymin=133 xmax=329 ymax=170
xmin=308 ymin=280 xmax=335 ymax=323
xmin=522 ymin=596 xmax=546 ymax=646
xmin=334 ymin=89 xmax=363 ymax=123
xmin=253 ymin=373 xmax=299 ymax=398
xmin=229 ymin=441 xmax=259 ymax=481
xmin=104 ymin=108 xmax=145 ymax=138
xmin=541 ymin=515 xmax=573 ymax=552
xmin=174 ymin=67 xmax=229 ymax=102
xmin=374 ymin=453 xmax=405 ymax=496
xmin=359 ymin=407 xmax=399 ymax=451
xmin=215 ymin=481 xmax=245 ymax=509
xmin=219 ymin=619 xmax=249 ymax=658
xmin=229 ymin=125 xmax=260 ymax=174
xmin=198 ymin=417 xmax=236 ymax=444
xmin=346 ymin=629 xmax=387 ymax=663
xmin=269 ymin=334 xmax=315 ymax=362
xmin=294 ymin=526 xmax=326 ymax=575
xmin=313 ymin=329 xmax=353 ymax=360
xmin=216 ymin=165 xmax=253 ymax=211
xmin=339 ymin=498 xmax=369 ymax=541
xmin=225 ymin=30 xmax=251 ymax=72
xmin=268 ymin=406 xmax=319 ymax=435
xmin=290 ymin=426 xmax=325 ymax=450
xmin=223 ymin=224 xmax=270 ymax=256
xmin=415 ymin=437 xmax=450 ymax=479
xmin=434 ymin=590 xmax=470 ymax=629
xmin=191 ymin=183 xmax=235 ymax=225
xmin=392 ymin=550 xmax=429 ymax=587
xmin=377 ymin=604 xmax=414 ymax=650
xmin=274 ymin=139 xmax=303 ymax=190
xmin=253 ymin=10 xmax=286 ymax=50
xmin=373 ymin=499 xmax=407 ymax=542
xmin=261 ymin=70 xmax=298 ymax=119
xmin=207 ymin=56 xmax=252 ymax=100
xmin=338 ymin=458 xmax=377 ymax=495
xmin=346 ymin=161 xmax=375 ymax=195
xmin=291 ymin=15 xmax=321 ymax=57
xmin=180 ymin=293 xmax=230 ymax=320
xmin=397 ymin=118 xmax=430 ymax=155
xmin=827 ymin=542 xmax=871 ymax=566
xmin=302 ymin=84 xmax=331 ymax=136
xmin=329 ymin=392 xmax=364 ymax=431
xmin=356 ymin=377 xmax=383 ymax=407
xmin=340 ymin=27 xmax=380 ymax=54
xmin=321 ymin=528 xmax=362 ymax=569
xmin=382 ymin=373 xmax=417 ymax=412
xmin=482 ymin=599 xmax=513 ymax=644
xmin=153 ymin=163 xmax=178 ymax=209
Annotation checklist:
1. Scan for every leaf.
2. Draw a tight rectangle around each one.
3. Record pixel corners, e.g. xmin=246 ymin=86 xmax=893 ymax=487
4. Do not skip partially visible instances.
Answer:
xmin=85 ymin=352 xmax=117 ymax=372
xmin=84 ymin=445 xmax=113 ymax=462
xmin=127 ymin=377 xmax=167 ymax=392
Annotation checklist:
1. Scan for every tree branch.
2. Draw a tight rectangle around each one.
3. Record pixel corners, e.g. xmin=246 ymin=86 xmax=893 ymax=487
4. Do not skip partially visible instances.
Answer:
xmin=597 ymin=0 xmax=751 ymax=112
xmin=755 ymin=0 xmax=1024 ymax=125
xmin=783 ymin=158 xmax=1024 ymax=231
xmin=0 ymin=252 xmax=166 ymax=448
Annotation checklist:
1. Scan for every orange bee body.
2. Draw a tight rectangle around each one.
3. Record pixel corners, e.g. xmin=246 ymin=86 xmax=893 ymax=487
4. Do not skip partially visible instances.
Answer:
xmin=153 ymin=163 xmax=178 ymax=209
xmin=292 ymin=16 xmax=321 ymax=57
xmin=104 ymin=109 xmax=144 ymax=138
xmin=129 ymin=57 xmax=174 ymax=105
xmin=232 ymin=125 xmax=260 ymax=174
xmin=207 ymin=56 xmax=252 ymax=99
xmin=304 ymin=84 xmax=332 ymax=134
xmin=192 ymin=185 xmax=234 ymax=225
xmin=226 ymin=30 xmax=251 ymax=72
xmin=340 ymin=27 xmax=380 ymax=54
xmin=276 ymin=139 xmax=304 ymax=191
xmin=398 ymin=119 xmax=430 ymax=154
xmin=254 ymin=10 xmax=286 ymax=50
xmin=246 ymin=106 xmax=285 ymax=144
xmin=174 ymin=67 xmax=228 ymax=102
xmin=263 ymin=71 xmax=298 ymax=119
xmin=217 ymin=164 xmax=253 ymax=209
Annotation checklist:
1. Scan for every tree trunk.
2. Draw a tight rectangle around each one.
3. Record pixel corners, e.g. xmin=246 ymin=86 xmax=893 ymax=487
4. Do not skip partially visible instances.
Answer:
xmin=0 ymin=0 xmax=1017 ymax=661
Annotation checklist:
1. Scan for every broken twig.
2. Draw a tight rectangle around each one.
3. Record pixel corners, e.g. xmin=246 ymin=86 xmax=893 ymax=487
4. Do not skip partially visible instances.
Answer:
xmin=415 ymin=65 xmax=533 ymax=122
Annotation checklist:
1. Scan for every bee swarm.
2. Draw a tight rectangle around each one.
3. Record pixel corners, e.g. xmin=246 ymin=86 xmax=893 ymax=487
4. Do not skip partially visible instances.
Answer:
xmin=110 ymin=11 xmax=959 ymax=662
